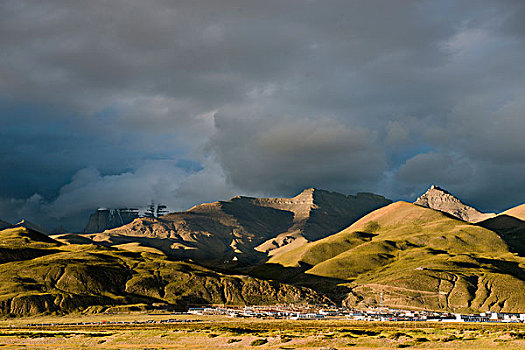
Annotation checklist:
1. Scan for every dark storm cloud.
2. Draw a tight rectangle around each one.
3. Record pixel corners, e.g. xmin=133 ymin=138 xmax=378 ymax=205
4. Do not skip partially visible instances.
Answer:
xmin=1 ymin=0 xmax=525 ymax=230
xmin=210 ymin=113 xmax=387 ymax=195
xmin=397 ymin=152 xmax=475 ymax=186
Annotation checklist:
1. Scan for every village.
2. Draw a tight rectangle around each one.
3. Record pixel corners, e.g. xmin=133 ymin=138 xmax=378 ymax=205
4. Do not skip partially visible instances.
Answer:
xmin=188 ymin=305 xmax=525 ymax=323
xmin=22 ymin=305 xmax=525 ymax=328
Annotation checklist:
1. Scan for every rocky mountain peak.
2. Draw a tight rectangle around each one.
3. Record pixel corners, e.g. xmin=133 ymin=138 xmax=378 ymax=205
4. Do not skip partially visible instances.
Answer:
xmin=429 ymin=184 xmax=450 ymax=193
xmin=414 ymin=185 xmax=495 ymax=223
xmin=290 ymin=187 xmax=317 ymax=203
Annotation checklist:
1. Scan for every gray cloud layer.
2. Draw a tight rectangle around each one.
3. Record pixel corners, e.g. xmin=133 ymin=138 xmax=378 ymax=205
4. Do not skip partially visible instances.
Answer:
xmin=1 ymin=0 xmax=525 ymax=230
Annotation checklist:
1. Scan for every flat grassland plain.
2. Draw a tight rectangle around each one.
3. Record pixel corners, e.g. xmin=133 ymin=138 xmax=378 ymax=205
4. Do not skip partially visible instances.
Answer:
xmin=1 ymin=313 xmax=525 ymax=349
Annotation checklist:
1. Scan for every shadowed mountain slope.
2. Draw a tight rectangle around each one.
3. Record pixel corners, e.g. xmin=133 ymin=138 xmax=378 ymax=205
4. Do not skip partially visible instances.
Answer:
xmin=414 ymin=185 xmax=495 ymax=223
xmin=12 ymin=219 xmax=50 ymax=235
xmin=0 ymin=226 xmax=62 ymax=264
xmin=0 ymin=226 xmax=60 ymax=246
xmin=75 ymin=188 xmax=390 ymax=263
xmin=0 ymin=227 xmax=329 ymax=316
xmin=478 ymin=215 xmax=525 ymax=256
xmin=266 ymin=202 xmax=525 ymax=313
xmin=0 ymin=219 xmax=11 ymax=230
xmin=478 ymin=202 xmax=525 ymax=256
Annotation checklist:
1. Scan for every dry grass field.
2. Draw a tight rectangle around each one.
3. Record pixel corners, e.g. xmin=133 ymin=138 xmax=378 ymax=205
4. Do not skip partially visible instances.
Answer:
xmin=1 ymin=313 xmax=525 ymax=349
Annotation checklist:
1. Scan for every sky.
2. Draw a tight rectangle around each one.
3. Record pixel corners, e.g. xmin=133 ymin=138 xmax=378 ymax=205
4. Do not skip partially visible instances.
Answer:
xmin=1 ymin=0 xmax=525 ymax=231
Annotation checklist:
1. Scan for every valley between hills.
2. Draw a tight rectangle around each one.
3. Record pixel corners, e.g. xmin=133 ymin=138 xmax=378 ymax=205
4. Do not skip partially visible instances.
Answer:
xmin=1 ymin=186 xmax=525 ymax=316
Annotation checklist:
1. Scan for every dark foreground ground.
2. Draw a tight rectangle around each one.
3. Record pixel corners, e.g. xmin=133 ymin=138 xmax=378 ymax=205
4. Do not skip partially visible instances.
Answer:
xmin=1 ymin=313 xmax=525 ymax=349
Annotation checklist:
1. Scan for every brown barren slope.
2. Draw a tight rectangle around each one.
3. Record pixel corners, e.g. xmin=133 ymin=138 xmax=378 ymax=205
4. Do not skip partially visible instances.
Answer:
xmin=78 ymin=188 xmax=390 ymax=263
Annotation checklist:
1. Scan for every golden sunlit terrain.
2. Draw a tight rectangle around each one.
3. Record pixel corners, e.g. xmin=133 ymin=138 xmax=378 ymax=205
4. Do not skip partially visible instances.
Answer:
xmin=1 ymin=313 xmax=525 ymax=349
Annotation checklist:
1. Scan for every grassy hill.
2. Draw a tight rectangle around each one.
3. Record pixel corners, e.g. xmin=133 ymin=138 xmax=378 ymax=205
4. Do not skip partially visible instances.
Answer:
xmin=263 ymin=202 xmax=525 ymax=313
xmin=0 ymin=227 xmax=329 ymax=316
xmin=0 ymin=227 xmax=63 ymax=264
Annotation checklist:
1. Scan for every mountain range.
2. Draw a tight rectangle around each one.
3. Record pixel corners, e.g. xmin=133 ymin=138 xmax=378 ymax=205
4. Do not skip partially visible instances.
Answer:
xmin=1 ymin=186 xmax=525 ymax=316
xmin=54 ymin=189 xmax=391 ymax=264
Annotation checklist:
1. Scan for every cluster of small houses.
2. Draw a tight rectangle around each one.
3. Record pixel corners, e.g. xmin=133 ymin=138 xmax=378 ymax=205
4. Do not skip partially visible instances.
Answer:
xmin=188 ymin=306 xmax=525 ymax=323
xmin=23 ymin=307 xmax=525 ymax=327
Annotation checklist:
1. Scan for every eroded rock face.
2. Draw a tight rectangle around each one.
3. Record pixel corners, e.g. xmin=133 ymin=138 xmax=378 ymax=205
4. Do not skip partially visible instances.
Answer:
xmin=9 ymin=294 xmax=58 ymax=315
xmin=414 ymin=185 xmax=495 ymax=223
xmin=84 ymin=208 xmax=139 ymax=233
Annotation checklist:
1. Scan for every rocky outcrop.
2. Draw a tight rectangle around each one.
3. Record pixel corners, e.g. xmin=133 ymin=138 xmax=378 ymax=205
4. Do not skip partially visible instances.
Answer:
xmin=84 ymin=208 xmax=139 ymax=233
xmin=414 ymin=185 xmax=495 ymax=223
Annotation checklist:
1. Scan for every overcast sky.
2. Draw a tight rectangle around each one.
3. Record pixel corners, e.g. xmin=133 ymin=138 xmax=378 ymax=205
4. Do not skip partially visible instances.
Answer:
xmin=1 ymin=0 xmax=525 ymax=231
